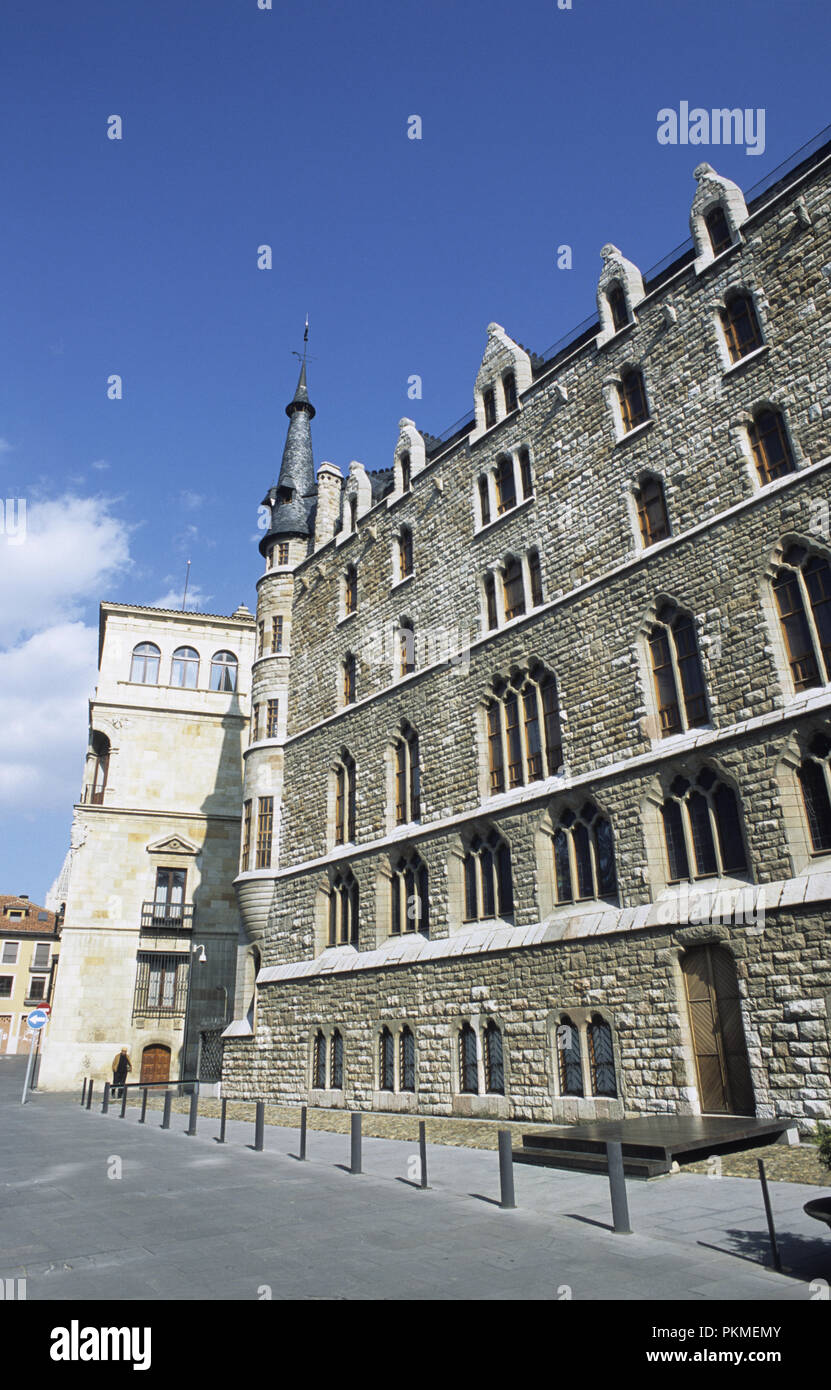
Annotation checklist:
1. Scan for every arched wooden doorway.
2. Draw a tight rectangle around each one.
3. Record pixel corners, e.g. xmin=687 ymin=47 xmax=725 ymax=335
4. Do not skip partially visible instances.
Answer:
xmin=140 ymin=1043 xmax=171 ymax=1086
xmin=681 ymin=944 xmax=754 ymax=1115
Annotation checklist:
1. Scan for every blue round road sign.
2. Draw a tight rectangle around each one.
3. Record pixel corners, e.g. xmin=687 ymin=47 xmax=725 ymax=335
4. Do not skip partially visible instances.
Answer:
xmin=27 ymin=1009 xmax=48 ymax=1030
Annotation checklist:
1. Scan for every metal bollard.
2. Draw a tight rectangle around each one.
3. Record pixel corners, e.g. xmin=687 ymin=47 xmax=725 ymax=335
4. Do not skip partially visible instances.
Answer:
xmin=606 ymin=1141 xmax=632 ymax=1234
xmin=101 ymin=1082 xmax=110 ymax=1115
xmin=161 ymin=1092 xmax=172 ymax=1129
xmin=81 ymin=1077 xmax=87 ymax=1107
xmin=254 ymin=1100 xmax=265 ymax=1151
xmin=758 ymin=1159 xmax=782 ymax=1271
xmin=419 ymin=1120 xmax=429 ymax=1189
xmin=350 ymin=1112 xmax=362 ymax=1175
xmin=186 ymin=1090 xmax=199 ymax=1137
xmin=217 ymin=1096 xmax=227 ymax=1144
xmin=86 ymin=1081 xmax=94 ymax=1111
xmin=120 ymin=1086 xmax=128 ymax=1118
xmin=498 ymin=1130 xmax=516 ymax=1209
xmin=139 ymin=1088 xmax=148 ymax=1124
xmin=299 ymin=1104 xmax=307 ymax=1160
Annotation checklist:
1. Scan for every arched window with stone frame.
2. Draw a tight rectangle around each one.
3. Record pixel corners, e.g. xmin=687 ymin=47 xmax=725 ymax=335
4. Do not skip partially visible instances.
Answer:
xmin=557 ymin=1016 xmax=584 ymax=1097
xmin=397 ymin=525 xmax=414 ymax=581
xmin=618 ymin=368 xmax=650 ymax=433
xmin=400 ymin=1026 xmax=416 ymax=1093
xmin=393 ymin=722 xmax=420 ymax=825
xmin=797 ymin=732 xmax=831 ymax=854
xmin=312 ymin=1030 xmax=327 ymax=1089
xmin=485 ymin=665 xmax=563 ymax=794
xmin=748 ymin=405 xmax=796 ymax=486
xmin=463 ymin=828 xmax=514 ymax=922
xmin=587 ymin=1015 xmax=618 ymax=1098
xmin=660 ymin=766 xmax=748 ymax=883
xmin=390 ymin=851 xmax=429 ymax=937
xmin=210 ymin=650 xmax=238 ymax=692
xmin=633 ymin=473 xmax=671 ymax=548
xmin=328 ymin=870 xmax=358 ymax=947
xmin=705 ymin=203 xmax=733 ymax=256
xmin=459 ymin=1022 xmax=478 ymax=1094
xmin=771 ymin=543 xmax=831 ymax=692
xmin=171 ymin=646 xmax=200 ymax=689
xmin=333 ymin=750 xmax=356 ymax=845
xmin=379 ymin=1026 xmax=395 ymax=1092
xmin=330 ymin=1030 xmax=344 ymax=1090
xmin=483 ymin=1019 xmax=505 ymax=1095
xmin=502 ymin=371 xmax=518 ymax=415
xmin=551 ymin=800 xmax=618 ymax=905
xmin=720 ymin=289 xmax=764 ymax=365
xmin=646 ymin=601 xmax=709 ymax=737
xmin=607 ymin=280 xmax=630 ymax=333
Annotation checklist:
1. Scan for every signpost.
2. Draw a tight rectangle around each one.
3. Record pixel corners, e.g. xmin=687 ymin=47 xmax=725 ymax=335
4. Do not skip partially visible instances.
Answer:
xmin=21 ymin=1009 xmax=48 ymax=1105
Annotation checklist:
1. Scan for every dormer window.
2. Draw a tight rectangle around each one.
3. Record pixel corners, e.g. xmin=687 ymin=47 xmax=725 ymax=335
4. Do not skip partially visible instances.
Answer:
xmin=607 ymin=282 xmax=629 ymax=332
xmin=705 ymin=205 xmax=733 ymax=256
xmin=483 ymin=387 xmax=497 ymax=429
xmin=502 ymin=371 xmax=518 ymax=414
xmin=400 ymin=452 xmax=412 ymax=492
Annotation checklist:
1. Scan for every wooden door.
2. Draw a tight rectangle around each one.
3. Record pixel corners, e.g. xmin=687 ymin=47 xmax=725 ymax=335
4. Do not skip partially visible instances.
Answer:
xmin=682 ymin=945 xmax=754 ymax=1115
xmin=140 ymin=1044 xmax=170 ymax=1085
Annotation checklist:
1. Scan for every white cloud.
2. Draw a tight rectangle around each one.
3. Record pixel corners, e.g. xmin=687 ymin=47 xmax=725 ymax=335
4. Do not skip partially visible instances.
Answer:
xmin=0 ymin=438 xmax=14 ymax=454
xmin=179 ymin=490 xmax=204 ymax=510
xmin=91 ymin=459 xmax=110 ymax=472
xmin=148 ymin=584 xmax=211 ymax=612
xmin=0 ymin=493 xmax=131 ymax=645
xmin=0 ymin=622 xmax=97 ymax=814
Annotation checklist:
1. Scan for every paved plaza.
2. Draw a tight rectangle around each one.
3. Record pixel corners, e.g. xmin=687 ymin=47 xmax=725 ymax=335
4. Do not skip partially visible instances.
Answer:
xmin=2 ymin=1060 xmax=829 ymax=1302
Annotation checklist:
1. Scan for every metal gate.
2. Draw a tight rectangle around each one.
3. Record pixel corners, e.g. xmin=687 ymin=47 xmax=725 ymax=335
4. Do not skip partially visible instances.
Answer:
xmin=199 ymin=1029 xmax=224 ymax=1083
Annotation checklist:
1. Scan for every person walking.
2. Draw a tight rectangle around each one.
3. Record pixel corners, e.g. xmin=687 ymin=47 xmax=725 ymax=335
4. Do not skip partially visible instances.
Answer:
xmin=111 ymin=1047 xmax=132 ymax=1098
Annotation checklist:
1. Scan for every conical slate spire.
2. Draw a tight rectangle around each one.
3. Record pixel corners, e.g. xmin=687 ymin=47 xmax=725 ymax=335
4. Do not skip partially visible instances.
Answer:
xmin=259 ymin=358 xmax=317 ymax=554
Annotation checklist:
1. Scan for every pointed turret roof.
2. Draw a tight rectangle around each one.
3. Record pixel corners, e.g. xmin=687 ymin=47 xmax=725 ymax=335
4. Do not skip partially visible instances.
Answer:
xmin=259 ymin=357 xmax=317 ymax=554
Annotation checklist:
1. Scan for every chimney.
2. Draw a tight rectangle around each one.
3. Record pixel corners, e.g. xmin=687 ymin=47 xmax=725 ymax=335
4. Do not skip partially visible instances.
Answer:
xmin=314 ymin=462 xmax=343 ymax=549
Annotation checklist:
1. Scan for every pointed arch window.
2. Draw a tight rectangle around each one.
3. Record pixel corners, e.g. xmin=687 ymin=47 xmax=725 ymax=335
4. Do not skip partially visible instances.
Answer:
xmin=210 ymin=651 xmax=238 ymax=692
xmin=330 ymin=1030 xmax=344 ymax=1089
xmin=334 ymin=751 xmax=356 ymax=844
xmin=705 ymin=204 xmax=733 ymax=256
xmin=400 ymin=1026 xmax=416 ymax=1092
xmin=502 ymin=556 xmax=525 ymax=620
xmin=463 ymin=830 xmax=513 ymax=921
xmin=88 ymin=730 xmax=110 ymax=804
xmin=721 ymin=291 xmax=763 ymax=364
xmin=459 ymin=1022 xmax=478 ymax=1093
xmin=552 ymin=801 xmax=618 ymax=904
xmin=484 ymin=572 xmax=498 ymax=631
xmin=328 ymin=871 xmax=358 ymax=947
xmin=344 ymin=563 xmax=358 ymax=616
xmin=397 ymin=618 xmax=415 ymax=677
xmin=557 ymin=1016 xmax=584 ymax=1096
xmin=171 ymin=646 xmax=199 ymax=688
xmin=772 ymin=545 xmax=831 ymax=691
xmin=483 ymin=1020 xmax=505 ymax=1095
xmin=398 ymin=525 xmax=414 ymax=580
xmin=312 ymin=1031 xmax=327 ymax=1089
xmin=502 ymin=371 xmax=518 ymax=414
xmin=588 ymin=1016 xmax=618 ymax=1097
xmin=342 ymin=652 xmax=357 ymax=705
xmin=486 ymin=666 xmax=563 ymax=794
xmin=483 ymin=387 xmax=497 ymax=429
xmin=635 ymin=475 xmax=670 ymax=547
xmin=379 ymin=1027 xmax=395 ymax=1091
xmin=394 ymin=723 xmax=420 ymax=824
xmin=749 ymin=407 xmax=795 ymax=485
xmin=348 ymin=495 xmax=358 ymax=530
xmin=648 ymin=603 xmax=708 ymax=736
xmin=495 ymin=455 xmax=516 ymax=515
xmin=390 ymin=852 xmax=429 ymax=936
xmin=797 ymin=733 xmax=831 ymax=853
xmin=618 ymin=369 xmax=649 ymax=432
xmin=400 ymin=451 xmax=412 ymax=492
xmin=607 ymin=282 xmax=629 ymax=332
xmin=661 ymin=767 xmax=747 ymax=882
xmin=478 ymin=475 xmax=491 ymax=527
xmin=130 ymin=642 xmax=160 ymax=685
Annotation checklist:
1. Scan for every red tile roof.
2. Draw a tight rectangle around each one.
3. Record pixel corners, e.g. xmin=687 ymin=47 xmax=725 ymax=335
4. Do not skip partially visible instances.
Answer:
xmin=0 ymin=896 xmax=59 ymax=934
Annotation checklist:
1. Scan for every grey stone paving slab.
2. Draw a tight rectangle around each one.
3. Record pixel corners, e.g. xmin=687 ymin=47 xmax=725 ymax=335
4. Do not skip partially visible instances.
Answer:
xmin=1 ymin=1062 xmax=828 ymax=1301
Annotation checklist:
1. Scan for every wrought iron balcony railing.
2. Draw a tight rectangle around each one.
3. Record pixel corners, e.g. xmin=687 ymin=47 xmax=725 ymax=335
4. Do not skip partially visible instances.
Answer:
xmin=140 ymin=902 xmax=195 ymax=933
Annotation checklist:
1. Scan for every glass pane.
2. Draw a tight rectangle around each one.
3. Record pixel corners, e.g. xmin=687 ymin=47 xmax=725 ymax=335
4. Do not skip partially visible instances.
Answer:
xmin=588 ymin=1018 xmax=617 ymax=1097
xmin=594 ymin=818 xmax=617 ymax=898
xmin=553 ymin=828 xmax=572 ymax=902
xmin=773 ymin=570 xmax=820 ymax=689
xmin=559 ymin=1018 xmax=583 ymax=1096
xmin=496 ymin=843 xmax=513 ymax=916
xmin=481 ymin=848 xmax=496 ymax=917
xmin=804 ymin=556 xmax=831 ymax=681
xmin=662 ymin=799 xmax=689 ymax=880
xmin=464 ymin=855 xmax=478 ymax=920
xmin=713 ymin=783 xmax=747 ymax=873
xmin=650 ymin=628 xmax=681 ymax=735
xmin=688 ymin=791 xmax=718 ymax=876
xmin=799 ymin=760 xmax=831 ymax=851
xmin=673 ymin=616 xmax=708 ymax=727
xmin=484 ymin=1023 xmax=504 ymax=1094
xmin=505 ymin=693 xmax=523 ymax=787
xmin=400 ymin=1029 xmax=416 ymax=1092
xmin=574 ymin=822 xmax=594 ymax=899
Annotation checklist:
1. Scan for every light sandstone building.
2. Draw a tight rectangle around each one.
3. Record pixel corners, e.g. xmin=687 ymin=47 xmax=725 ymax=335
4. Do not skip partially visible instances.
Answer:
xmin=40 ymin=604 xmax=255 ymax=1090
xmin=222 ymin=136 xmax=831 ymax=1132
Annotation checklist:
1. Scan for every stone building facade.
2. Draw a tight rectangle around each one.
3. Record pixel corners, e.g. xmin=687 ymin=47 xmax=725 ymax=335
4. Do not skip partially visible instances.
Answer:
xmin=223 ymin=137 xmax=831 ymax=1131
xmin=40 ymin=602 xmax=255 ymax=1091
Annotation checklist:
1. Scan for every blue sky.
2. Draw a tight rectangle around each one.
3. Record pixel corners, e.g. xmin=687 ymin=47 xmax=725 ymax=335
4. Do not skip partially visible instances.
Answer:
xmin=1 ymin=0 xmax=830 ymax=901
